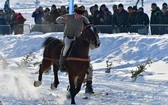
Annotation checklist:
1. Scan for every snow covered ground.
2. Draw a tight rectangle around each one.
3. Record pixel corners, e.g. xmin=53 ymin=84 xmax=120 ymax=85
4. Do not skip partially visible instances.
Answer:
xmin=0 ymin=33 xmax=168 ymax=105
xmin=0 ymin=0 xmax=168 ymax=105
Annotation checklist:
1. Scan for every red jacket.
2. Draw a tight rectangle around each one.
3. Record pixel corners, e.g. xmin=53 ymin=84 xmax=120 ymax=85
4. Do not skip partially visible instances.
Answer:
xmin=16 ymin=13 xmax=26 ymax=24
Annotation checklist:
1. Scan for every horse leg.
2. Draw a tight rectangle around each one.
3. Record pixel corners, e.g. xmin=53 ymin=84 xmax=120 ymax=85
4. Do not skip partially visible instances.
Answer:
xmin=51 ymin=64 xmax=59 ymax=90
xmin=67 ymin=75 xmax=76 ymax=104
xmin=69 ymin=75 xmax=84 ymax=104
xmin=75 ymin=76 xmax=84 ymax=95
xmin=34 ymin=59 xmax=52 ymax=87
xmin=70 ymin=84 xmax=76 ymax=104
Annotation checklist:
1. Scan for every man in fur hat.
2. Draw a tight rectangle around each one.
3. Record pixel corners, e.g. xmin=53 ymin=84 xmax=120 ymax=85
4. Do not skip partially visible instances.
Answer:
xmin=56 ymin=6 xmax=94 ymax=93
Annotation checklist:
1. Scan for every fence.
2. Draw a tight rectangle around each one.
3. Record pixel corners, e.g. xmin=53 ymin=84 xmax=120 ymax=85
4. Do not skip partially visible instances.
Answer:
xmin=1 ymin=24 xmax=168 ymax=35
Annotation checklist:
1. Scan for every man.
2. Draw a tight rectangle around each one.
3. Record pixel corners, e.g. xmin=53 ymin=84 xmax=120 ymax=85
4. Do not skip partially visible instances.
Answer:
xmin=162 ymin=2 xmax=167 ymax=9
xmin=136 ymin=7 xmax=149 ymax=25
xmin=112 ymin=4 xmax=118 ymax=26
xmin=56 ymin=6 xmax=94 ymax=93
xmin=32 ymin=6 xmax=44 ymax=24
xmin=50 ymin=4 xmax=60 ymax=24
xmin=10 ymin=11 xmax=26 ymax=35
xmin=56 ymin=6 xmax=89 ymax=71
xmin=150 ymin=3 xmax=161 ymax=35
xmin=116 ymin=3 xmax=129 ymax=32
xmin=0 ymin=10 xmax=8 ymax=35
xmin=158 ymin=6 xmax=168 ymax=34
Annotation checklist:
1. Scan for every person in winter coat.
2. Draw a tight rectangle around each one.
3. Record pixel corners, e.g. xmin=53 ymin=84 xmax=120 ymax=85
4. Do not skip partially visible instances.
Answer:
xmin=128 ymin=6 xmax=138 ymax=26
xmin=116 ymin=3 xmax=129 ymax=32
xmin=158 ymin=6 xmax=168 ymax=34
xmin=50 ymin=4 xmax=60 ymax=24
xmin=90 ymin=4 xmax=100 ymax=25
xmin=100 ymin=8 xmax=112 ymax=25
xmin=0 ymin=10 xmax=9 ymax=35
xmin=112 ymin=4 xmax=118 ymax=26
xmin=136 ymin=7 xmax=149 ymax=25
xmin=42 ymin=9 xmax=51 ymax=24
xmin=32 ymin=6 xmax=44 ymax=24
xmin=135 ymin=7 xmax=149 ymax=34
xmin=60 ymin=6 xmax=67 ymax=16
xmin=41 ymin=9 xmax=51 ymax=33
xmin=10 ymin=11 xmax=26 ymax=35
xmin=150 ymin=3 xmax=161 ymax=35
xmin=50 ymin=4 xmax=60 ymax=32
xmin=99 ymin=8 xmax=113 ymax=33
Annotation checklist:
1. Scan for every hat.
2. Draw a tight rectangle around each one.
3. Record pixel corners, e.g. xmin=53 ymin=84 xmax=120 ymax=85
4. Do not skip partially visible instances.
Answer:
xmin=162 ymin=2 xmax=167 ymax=7
xmin=94 ymin=4 xmax=98 ymax=8
xmin=51 ymin=4 xmax=56 ymax=8
xmin=113 ymin=4 xmax=117 ymax=9
xmin=45 ymin=7 xmax=50 ymax=12
xmin=128 ymin=6 xmax=133 ymax=10
xmin=118 ymin=3 xmax=123 ymax=8
xmin=151 ymin=3 xmax=157 ymax=6
xmin=74 ymin=6 xmax=85 ymax=14
xmin=139 ymin=7 xmax=144 ymax=11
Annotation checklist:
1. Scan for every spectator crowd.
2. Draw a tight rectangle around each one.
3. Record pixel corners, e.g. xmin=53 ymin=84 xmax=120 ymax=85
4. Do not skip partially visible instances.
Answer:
xmin=0 ymin=2 xmax=168 ymax=35
xmin=0 ymin=9 xmax=26 ymax=35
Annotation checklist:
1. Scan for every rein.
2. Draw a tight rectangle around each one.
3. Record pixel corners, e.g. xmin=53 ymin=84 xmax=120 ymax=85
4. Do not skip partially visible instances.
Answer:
xmin=66 ymin=57 xmax=90 ymax=62
xmin=65 ymin=24 xmax=97 ymax=62
xmin=43 ymin=57 xmax=59 ymax=62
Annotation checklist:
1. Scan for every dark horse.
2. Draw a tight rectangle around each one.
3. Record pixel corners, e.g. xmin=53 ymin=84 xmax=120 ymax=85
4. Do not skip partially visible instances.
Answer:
xmin=34 ymin=24 xmax=100 ymax=104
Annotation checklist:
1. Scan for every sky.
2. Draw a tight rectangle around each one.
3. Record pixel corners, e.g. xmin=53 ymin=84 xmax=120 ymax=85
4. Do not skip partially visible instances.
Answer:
xmin=0 ymin=0 xmax=168 ymax=105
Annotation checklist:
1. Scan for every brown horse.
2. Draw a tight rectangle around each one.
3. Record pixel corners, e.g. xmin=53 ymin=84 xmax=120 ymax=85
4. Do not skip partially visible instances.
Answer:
xmin=34 ymin=24 xmax=100 ymax=104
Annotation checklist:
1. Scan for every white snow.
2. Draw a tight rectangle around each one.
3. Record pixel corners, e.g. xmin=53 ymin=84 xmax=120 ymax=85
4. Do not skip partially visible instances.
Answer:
xmin=0 ymin=0 xmax=168 ymax=105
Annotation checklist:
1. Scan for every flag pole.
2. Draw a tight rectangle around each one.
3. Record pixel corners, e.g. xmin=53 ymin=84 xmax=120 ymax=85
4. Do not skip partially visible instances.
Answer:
xmin=69 ymin=0 xmax=74 ymax=14
xmin=8 ymin=0 xmax=10 ymax=8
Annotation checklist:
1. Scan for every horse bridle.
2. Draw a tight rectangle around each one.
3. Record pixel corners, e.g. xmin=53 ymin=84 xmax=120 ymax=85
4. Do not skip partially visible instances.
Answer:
xmin=82 ymin=24 xmax=99 ymax=45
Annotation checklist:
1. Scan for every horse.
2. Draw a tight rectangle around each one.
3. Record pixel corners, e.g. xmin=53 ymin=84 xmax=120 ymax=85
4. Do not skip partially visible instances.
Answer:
xmin=34 ymin=24 xmax=100 ymax=104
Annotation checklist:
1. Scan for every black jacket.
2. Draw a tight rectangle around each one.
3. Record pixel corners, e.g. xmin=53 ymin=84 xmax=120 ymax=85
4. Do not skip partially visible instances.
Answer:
xmin=136 ymin=12 xmax=149 ymax=25
xmin=116 ymin=9 xmax=129 ymax=27
xmin=150 ymin=7 xmax=161 ymax=24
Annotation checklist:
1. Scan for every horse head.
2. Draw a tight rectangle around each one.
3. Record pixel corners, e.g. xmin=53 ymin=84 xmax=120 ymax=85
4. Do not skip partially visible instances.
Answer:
xmin=81 ymin=24 xmax=100 ymax=49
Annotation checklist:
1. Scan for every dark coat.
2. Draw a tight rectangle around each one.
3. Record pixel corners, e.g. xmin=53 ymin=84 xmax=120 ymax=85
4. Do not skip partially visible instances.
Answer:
xmin=159 ymin=11 xmax=168 ymax=24
xmin=0 ymin=16 xmax=6 ymax=25
xmin=112 ymin=10 xmax=119 ymax=26
xmin=150 ymin=7 xmax=161 ymax=24
xmin=136 ymin=12 xmax=149 ymax=25
xmin=42 ymin=14 xmax=51 ymax=24
xmin=90 ymin=10 xmax=100 ymax=25
xmin=0 ymin=16 xmax=9 ymax=35
xmin=116 ymin=9 xmax=129 ymax=27
xmin=32 ymin=11 xmax=44 ymax=24
xmin=128 ymin=12 xmax=137 ymax=26
xmin=50 ymin=9 xmax=60 ymax=24
xmin=100 ymin=12 xmax=112 ymax=25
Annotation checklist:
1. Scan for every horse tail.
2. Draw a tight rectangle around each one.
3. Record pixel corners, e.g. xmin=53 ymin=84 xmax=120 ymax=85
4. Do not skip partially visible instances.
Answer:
xmin=43 ymin=37 xmax=55 ymax=47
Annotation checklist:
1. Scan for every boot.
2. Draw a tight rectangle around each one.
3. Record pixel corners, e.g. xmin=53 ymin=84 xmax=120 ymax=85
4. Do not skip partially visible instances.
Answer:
xmin=85 ymin=81 xmax=94 ymax=94
xmin=59 ymin=56 xmax=66 ymax=72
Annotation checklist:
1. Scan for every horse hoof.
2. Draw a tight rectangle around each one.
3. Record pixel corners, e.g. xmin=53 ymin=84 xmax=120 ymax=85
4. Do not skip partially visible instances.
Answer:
xmin=50 ymin=83 xmax=57 ymax=90
xmin=66 ymin=92 xmax=71 ymax=99
xmin=34 ymin=81 xmax=42 ymax=87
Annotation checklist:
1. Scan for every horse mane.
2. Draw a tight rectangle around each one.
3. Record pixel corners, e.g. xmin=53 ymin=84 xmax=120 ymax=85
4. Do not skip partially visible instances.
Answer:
xmin=43 ymin=37 xmax=63 ymax=47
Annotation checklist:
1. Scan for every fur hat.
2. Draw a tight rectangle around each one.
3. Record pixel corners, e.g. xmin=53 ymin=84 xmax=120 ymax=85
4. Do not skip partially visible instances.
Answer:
xmin=74 ymin=6 xmax=85 ymax=14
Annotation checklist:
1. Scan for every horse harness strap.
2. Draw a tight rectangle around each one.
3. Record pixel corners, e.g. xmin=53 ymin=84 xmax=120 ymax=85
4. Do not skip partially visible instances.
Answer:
xmin=66 ymin=57 xmax=90 ymax=62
